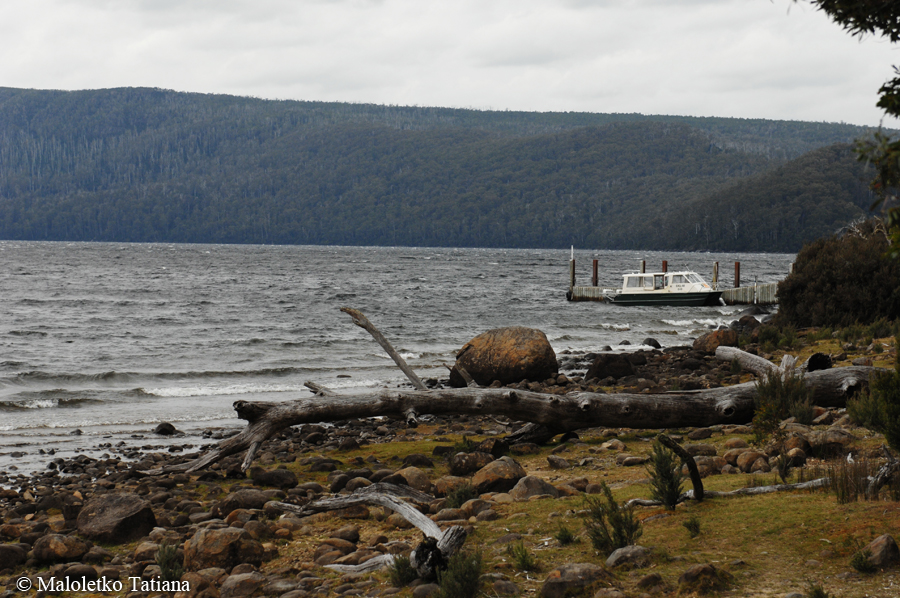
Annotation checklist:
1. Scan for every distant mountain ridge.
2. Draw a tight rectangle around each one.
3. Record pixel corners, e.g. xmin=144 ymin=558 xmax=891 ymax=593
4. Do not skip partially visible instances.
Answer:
xmin=0 ymin=87 xmax=882 ymax=250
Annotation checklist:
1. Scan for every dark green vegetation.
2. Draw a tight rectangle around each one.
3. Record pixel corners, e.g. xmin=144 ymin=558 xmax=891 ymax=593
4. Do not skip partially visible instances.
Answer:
xmin=646 ymin=440 xmax=684 ymax=510
xmin=776 ymin=220 xmax=900 ymax=328
xmin=0 ymin=87 xmax=882 ymax=249
xmin=435 ymin=550 xmax=483 ymax=598
xmin=847 ymin=342 xmax=900 ymax=453
xmin=387 ymin=555 xmax=418 ymax=587
xmin=752 ymin=370 xmax=813 ymax=444
xmin=581 ymin=481 xmax=642 ymax=555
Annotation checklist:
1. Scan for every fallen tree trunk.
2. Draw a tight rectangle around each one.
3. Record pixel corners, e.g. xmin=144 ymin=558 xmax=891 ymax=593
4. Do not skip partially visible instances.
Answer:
xmin=148 ymin=364 xmax=876 ymax=474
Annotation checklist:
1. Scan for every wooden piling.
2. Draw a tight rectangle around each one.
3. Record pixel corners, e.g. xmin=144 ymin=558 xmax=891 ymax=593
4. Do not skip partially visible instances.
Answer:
xmin=713 ymin=262 xmax=719 ymax=289
xmin=569 ymin=247 xmax=575 ymax=290
xmin=734 ymin=262 xmax=740 ymax=288
xmin=592 ymin=259 xmax=598 ymax=287
xmin=662 ymin=260 xmax=668 ymax=273
xmin=640 ymin=260 xmax=646 ymax=274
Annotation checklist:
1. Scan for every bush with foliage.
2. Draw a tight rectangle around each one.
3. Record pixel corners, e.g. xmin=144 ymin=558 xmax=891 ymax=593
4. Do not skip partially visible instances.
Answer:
xmin=581 ymin=482 xmax=642 ymax=556
xmin=850 ymin=546 xmax=876 ymax=573
xmin=388 ymin=555 xmax=419 ymax=587
xmin=155 ymin=542 xmax=184 ymax=583
xmin=435 ymin=550 xmax=483 ymax=598
xmin=646 ymin=440 xmax=684 ymax=510
xmin=776 ymin=220 xmax=900 ymax=328
xmin=752 ymin=370 xmax=813 ymax=443
xmin=683 ymin=515 xmax=701 ymax=539
xmin=554 ymin=525 xmax=576 ymax=546
xmin=847 ymin=338 xmax=900 ymax=453
xmin=443 ymin=483 xmax=478 ymax=509
xmin=506 ymin=541 xmax=539 ymax=572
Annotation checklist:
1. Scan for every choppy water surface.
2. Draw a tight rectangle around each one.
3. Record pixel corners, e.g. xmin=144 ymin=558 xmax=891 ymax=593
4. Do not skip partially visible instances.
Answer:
xmin=0 ymin=242 xmax=793 ymax=475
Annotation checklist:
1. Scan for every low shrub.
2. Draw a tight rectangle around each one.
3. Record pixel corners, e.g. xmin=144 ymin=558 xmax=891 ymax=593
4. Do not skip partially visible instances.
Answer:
xmin=506 ymin=541 xmax=539 ymax=572
xmin=752 ymin=370 xmax=812 ymax=444
xmin=452 ymin=435 xmax=478 ymax=453
xmin=828 ymin=457 xmax=873 ymax=504
xmin=554 ymin=525 xmax=577 ymax=546
xmin=850 ymin=546 xmax=876 ymax=573
xmin=436 ymin=550 xmax=483 ymax=598
xmin=646 ymin=439 xmax=684 ymax=510
xmin=582 ymin=481 xmax=642 ymax=556
xmin=388 ymin=555 xmax=418 ymax=587
xmin=806 ymin=582 xmax=833 ymax=598
xmin=156 ymin=542 xmax=184 ymax=583
xmin=683 ymin=515 xmax=701 ymax=539
xmin=444 ymin=483 xmax=478 ymax=509
xmin=846 ymin=336 xmax=900 ymax=453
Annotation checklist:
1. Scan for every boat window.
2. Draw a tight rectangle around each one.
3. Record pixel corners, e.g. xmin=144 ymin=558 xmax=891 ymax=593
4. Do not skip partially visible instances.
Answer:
xmin=643 ymin=277 xmax=653 ymax=288
xmin=654 ymin=274 xmax=665 ymax=290
xmin=672 ymin=275 xmax=687 ymax=284
xmin=626 ymin=276 xmax=642 ymax=288
xmin=687 ymin=273 xmax=703 ymax=283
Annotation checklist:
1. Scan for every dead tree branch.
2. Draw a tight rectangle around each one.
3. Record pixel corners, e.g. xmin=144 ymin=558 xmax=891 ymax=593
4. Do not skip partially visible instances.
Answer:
xmin=341 ymin=307 xmax=427 ymax=391
xmin=270 ymin=483 xmax=466 ymax=578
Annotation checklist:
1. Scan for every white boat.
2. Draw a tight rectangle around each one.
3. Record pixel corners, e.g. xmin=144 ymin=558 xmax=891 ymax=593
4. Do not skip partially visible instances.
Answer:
xmin=606 ymin=270 xmax=722 ymax=306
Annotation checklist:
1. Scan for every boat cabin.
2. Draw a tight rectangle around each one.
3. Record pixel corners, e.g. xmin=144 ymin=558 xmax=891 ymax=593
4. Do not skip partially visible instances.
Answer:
xmin=621 ymin=271 xmax=711 ymax=293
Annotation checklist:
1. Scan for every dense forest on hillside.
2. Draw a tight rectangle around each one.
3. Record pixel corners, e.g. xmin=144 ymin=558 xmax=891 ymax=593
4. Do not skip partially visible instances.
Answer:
xmin=0 ymin=87 xmax=881 ymax=250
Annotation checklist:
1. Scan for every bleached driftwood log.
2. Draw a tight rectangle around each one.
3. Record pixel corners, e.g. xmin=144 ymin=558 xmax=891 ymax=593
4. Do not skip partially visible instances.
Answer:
xmin=143 ymin=309 xmax=880 ymax=475
xmin=270 ymin=483 xmax=466 ymax=578
xmin=148 ymin=363 xmax=876 ymax=475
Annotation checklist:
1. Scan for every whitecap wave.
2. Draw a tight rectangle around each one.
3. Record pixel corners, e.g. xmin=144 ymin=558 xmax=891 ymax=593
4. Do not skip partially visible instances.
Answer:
xmin=600 ymin=323 xmax=631 ymax=331
xmin=661 ymin=319 xmax=694 ymax=326
xmin=143 ymin=383 xmax=306 ymax=398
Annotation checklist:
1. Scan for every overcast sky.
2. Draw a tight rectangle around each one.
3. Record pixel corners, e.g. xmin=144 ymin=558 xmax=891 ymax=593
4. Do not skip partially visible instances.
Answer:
xmin=2 ymin=0 xmax=898 ymax=127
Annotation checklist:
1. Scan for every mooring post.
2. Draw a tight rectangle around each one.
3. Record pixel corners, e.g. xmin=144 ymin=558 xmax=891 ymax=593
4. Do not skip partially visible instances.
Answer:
xmin=734 ymin=262 xmax=740 ymax=288
xmin=640 ymin=260 xmax=646 ymax=274
xmin=662 ymin=260 xmax=668 ymax=273
xmin=713 ymin=262 xmax=719 ymax=290
xmin=591 ymin=259 xmax=598 ymax=287
xmin=569 ymin=246 xmax=575 ymax=291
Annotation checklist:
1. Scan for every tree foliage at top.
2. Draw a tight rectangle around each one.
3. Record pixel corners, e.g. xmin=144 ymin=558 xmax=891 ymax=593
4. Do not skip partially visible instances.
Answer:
xmin=0 ymin=87 xmax=882 ymax=249
xmin=806 ymin=1 xmax=900 ymax=255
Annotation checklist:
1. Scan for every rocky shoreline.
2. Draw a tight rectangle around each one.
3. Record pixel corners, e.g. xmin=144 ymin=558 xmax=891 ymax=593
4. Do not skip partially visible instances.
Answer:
xmin=1 ymin=316 xmax=898 ymax=598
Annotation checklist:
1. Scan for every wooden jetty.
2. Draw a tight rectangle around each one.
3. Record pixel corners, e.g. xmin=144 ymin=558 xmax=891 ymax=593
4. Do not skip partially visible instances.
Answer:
xmin=567 ymin=253 xmax=781 ymax=306
xmin=719 ymin=282 xmax=778 ymax=306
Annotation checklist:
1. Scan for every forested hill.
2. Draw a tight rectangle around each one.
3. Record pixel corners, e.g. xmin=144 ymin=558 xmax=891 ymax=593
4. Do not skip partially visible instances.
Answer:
xmin=0 ymin=86 xmax=881 ymax=250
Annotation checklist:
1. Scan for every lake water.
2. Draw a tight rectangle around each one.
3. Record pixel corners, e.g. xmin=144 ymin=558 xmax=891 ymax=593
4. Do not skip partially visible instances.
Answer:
xmin=0 ymin=242 xmax=794 ymax=477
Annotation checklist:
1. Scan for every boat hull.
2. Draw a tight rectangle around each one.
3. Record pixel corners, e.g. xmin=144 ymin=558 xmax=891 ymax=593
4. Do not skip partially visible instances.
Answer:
xmin=611 ymin=291 xmax=723 ymax=307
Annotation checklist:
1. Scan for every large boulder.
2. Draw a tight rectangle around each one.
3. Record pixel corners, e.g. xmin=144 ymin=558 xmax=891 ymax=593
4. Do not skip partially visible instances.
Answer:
xmin=449 ymin=327 xmax=557 ymax=387
xmin=183 ymin=527 xmax=265 ymax=571
xmin=76 ymin=494 xmax=156 ymax=544
xmin=448 ymin=452 xmax=495 ymax=476
xmin=509 ymin=476 xmax=559 ymax=500
xmin=215 ymin=489 xmax=271 ymax=517
xmin=33 ymin=534 xmax=90 ymax=563
xmin=472 ymin=456 xmax=527 ymax=494
xmin=862 ymin=534 xmax=900 ymax=569
xmin=0 ymin=544 xmax=27 ymax=568
xmin=541 ymin=563 xmax=614 ymax=598
xmin=693 ymin=329 xmax=738 ymax=353
xmin=585 ymin=354 xmax=634 ymax=382
xmin=250 ymin=467 xmax=298 ymax=489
